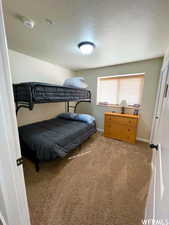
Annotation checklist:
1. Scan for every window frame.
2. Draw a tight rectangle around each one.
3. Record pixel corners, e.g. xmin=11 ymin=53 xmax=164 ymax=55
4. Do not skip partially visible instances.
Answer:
xmin=96 ymin=73 xmax=145 ymax=108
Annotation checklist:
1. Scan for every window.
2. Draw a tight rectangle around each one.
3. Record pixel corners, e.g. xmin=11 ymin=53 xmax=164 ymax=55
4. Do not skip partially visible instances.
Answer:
xmin=97 ymin=74 xmax=144 ymax=106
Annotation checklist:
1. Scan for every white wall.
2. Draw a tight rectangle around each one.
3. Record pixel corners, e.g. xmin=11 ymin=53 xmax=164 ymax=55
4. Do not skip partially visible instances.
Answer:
xmin=9 ymin=49 xmax=74 ymax=126
xmin=75 ymin=58 xmax=163 ymax=141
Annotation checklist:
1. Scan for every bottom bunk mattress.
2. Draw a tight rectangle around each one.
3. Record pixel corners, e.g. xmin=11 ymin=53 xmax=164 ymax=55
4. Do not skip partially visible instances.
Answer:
xmin=19 ymin=116 xmax=96 ymax=161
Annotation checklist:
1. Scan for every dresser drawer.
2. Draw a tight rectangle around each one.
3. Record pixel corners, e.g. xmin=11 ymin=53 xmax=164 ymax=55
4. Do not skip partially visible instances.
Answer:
xmin=110 ymin=116 xmax=137 ymax=127
xmin=109 ymin=124 xmax=136 ymax=143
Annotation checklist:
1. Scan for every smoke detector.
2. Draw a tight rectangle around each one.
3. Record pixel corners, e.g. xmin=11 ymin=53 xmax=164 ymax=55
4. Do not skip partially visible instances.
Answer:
xmin=45 ymin=18 xmax=55 ymax=25
xmin=22 ymin=17 xmax=35 ymax=29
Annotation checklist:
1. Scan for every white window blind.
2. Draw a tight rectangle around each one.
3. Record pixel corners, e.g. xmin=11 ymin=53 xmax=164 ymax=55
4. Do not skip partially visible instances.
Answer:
xmin=97 ymin=74 xmax=144 ymax=106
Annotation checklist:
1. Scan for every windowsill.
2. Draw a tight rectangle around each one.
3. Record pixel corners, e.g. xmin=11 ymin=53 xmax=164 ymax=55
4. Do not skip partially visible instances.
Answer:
xmin=96 ymin=103 xmax=140 ymax=109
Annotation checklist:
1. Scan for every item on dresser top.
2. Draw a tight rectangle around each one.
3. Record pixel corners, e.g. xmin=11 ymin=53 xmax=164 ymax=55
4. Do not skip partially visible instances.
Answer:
xmin=120 ymin=99 xmax=128 ymax=114
xmin=63 ymin=77 xmax=88 ymax=89
xmin=133 ymin=109 xmax=139 ymax=115
xmin=133 ymin=104 xmax=140 ymax=115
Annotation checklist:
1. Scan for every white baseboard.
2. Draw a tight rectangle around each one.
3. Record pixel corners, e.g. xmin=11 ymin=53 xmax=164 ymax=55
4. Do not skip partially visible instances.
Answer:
xmin=97 ymin=128 xmax=104 ymax=132
xmin=136 ymin=137 xmax=149 ymax=143
xmin=97 ymin=128 xmax=149 ymax=143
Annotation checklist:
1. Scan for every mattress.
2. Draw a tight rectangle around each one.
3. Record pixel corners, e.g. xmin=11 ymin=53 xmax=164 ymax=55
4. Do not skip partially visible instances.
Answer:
xmin=13 ymin=82 xmax=91 ymax=103
xmin=19 ymin=117 xmax=96 ymax=161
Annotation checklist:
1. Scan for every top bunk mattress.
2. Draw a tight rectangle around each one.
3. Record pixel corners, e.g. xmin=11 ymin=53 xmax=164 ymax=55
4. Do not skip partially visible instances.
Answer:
xmin=13 ymin=82 xmax=91 ymax=103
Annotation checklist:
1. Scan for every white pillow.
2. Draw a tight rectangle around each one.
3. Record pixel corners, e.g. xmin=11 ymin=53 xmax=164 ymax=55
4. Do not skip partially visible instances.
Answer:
xmin=63 ymin=77 xmax=88 ymax=89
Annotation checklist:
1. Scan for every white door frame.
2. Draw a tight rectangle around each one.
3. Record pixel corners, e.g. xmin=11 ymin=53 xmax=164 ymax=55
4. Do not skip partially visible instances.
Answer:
xmin=0 ymin=1 xmax=31 ymax=225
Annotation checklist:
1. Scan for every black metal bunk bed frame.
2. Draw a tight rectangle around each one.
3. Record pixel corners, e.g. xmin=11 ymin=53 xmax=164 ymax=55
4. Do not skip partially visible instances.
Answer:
xmin=16 ymin=99 xmax=91 ymax=114
xmin=14 ymin=83 xmax=92 ymax=171
xmin=14 ymin=84 xmax=91 ymax=114
xmin=15 ymin=86 xmax=33 ymax=114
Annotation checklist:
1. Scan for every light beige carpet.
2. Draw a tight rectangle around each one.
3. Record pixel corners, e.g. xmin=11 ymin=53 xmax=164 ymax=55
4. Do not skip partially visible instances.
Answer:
xmin=23 ymin=132 xmax=152 ymax=225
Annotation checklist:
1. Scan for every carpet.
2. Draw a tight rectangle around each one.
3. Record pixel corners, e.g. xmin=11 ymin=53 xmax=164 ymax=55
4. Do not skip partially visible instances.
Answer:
xmin=23 ymin=132 xmax=152 ymax=225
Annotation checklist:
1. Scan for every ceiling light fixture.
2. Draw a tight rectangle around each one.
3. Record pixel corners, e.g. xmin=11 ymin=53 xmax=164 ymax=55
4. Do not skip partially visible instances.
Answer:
xmin=78 ymin=41 xmax=95 ymax=55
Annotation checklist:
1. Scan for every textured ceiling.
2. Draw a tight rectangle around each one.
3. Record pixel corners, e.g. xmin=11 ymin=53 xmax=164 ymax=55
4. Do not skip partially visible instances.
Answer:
xmin=4 ymin=0 xmax=169 ymax=70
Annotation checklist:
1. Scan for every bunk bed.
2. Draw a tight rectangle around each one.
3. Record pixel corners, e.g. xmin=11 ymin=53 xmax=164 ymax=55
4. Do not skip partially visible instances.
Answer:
xmin=13 ymin=82 xmax=91 ymax=113
xmin=13 ymin=82 xmax=96 ymax=171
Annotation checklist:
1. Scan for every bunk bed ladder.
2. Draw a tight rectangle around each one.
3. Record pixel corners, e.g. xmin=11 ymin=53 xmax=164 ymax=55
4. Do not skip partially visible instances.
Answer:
xmin=66 ymin=102 xmax=78 ymax=113
xmin=66 ymin=101 xmax=90 ymax=113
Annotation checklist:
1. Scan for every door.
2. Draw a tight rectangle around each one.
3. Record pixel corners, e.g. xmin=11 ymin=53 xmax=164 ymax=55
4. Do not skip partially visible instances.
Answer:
xmin=0 ymin=1 xmax=31 ymax=225
xmin=154 ymin=71 xmax=169 ymax=220
xmin=150 ymin=62 xmax=169 ymax=144
xmin=145 ymin=54 xmax=169 ymax=222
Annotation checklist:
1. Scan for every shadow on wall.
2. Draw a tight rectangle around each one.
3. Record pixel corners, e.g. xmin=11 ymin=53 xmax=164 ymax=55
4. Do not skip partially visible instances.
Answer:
xmin=8 ymin=49 xmax=75 ymax=126
xmin=17 ymin=102 xmax=66 ymax=127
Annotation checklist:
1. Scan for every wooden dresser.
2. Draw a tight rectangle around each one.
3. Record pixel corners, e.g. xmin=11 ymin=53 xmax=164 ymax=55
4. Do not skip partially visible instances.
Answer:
xmin=104 ymin=112 xmax=139 ymax=144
